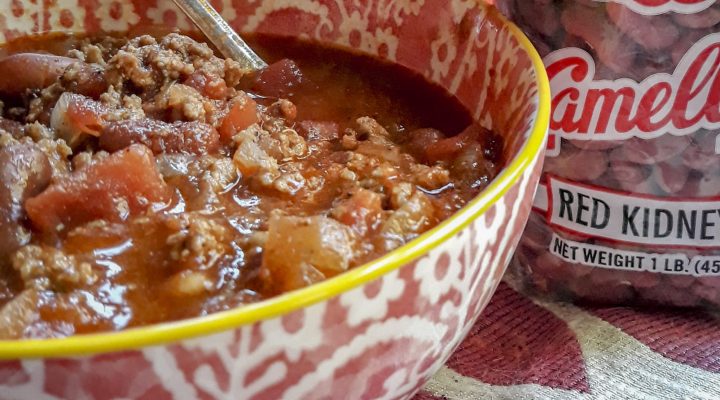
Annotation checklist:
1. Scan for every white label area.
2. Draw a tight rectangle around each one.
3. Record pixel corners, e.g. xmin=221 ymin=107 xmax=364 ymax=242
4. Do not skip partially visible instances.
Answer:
xmin=551 ymin=234 xmax=720 ymax=277
xmin=535 ymin=176 xmax=720 ymax=248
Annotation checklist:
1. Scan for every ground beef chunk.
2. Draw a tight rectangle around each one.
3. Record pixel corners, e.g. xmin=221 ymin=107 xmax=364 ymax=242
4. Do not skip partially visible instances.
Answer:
xmin=198 ymin=156 xmax=238 ymax=193
xmin=24 ymin=122 xmax=54 ymax=141
xmin=153 ymin=83 xmax=209 ymax=121
xmin=71 ymin=150 xmax=110 ymax=170
xmin=12 ymin=246 xmax=95 ymax=291
xmin=99 ymin=87 xmax=146 ymax=121
xmin=105 ymin=34 xmax=250 ymax=100
xmin=268 ymin=99 xmax=297 ymax=121
xmin=381 ymin=186 xmax=436 ymax=250
xmin=277 ymin=128 xmax=307 ymax=159
xmin=272 ymin=170 xmax=306 ymax=195
xmin=355 ymin=117 xmax=391 ymax=144
xmin=411 ymin=163 xmax=451 ymax=190
xmin=166 ymin=213 xmax=230 ymax=271
xmin=233 ymin=126 xmax=281 ymax=185
xmin=0 ymin=289 xmax=39 ymax=339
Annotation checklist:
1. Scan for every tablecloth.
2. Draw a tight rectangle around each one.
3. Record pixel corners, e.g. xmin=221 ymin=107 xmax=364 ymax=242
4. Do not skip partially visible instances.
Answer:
xmin=415 ymin=281 xmax=720 ymax=400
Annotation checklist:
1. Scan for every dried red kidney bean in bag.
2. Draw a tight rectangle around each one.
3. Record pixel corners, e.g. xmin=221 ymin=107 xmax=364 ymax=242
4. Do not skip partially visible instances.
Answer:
xmin=497 ymin=0 xmax=720 ymax=308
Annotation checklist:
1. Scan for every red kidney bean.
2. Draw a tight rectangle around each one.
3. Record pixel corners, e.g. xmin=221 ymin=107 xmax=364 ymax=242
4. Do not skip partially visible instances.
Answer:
xmin=653 ymin=159 xmax=690 ymax=194
xmin=609 ymin=150 xmax=651 ymax=182
xmin=568 ymin=279 xmax=634 ymax=304
xmin=544 ymin=147 xmax=608 ymax=181
xmin=675 ymin=174 xmax=701 ymax=197
xmin=569 ymin=263 xmax=594 ymax=279
xmin=620 ymin=135 xmax=691 ymax=165
xmin=590 ymin=268 xmax=623 ymax=285
xmin=561 ymin=3 xmax=638 ymax=74
xmin=573 ymin=0 xmax=604 ymax=8
xmin=561 ymin=33 xmax=591 ymax=51
xmin=694 ymin=173 xmax=720 ymax=197
xmin=0 ymin=54 xmax=106 ymax=98
xmin=672 ymin=7 xmax=720 ymax=29
xmin=517 ymin=0 xmax=561 ymax=37
xmin=671 ymin=28 xmax=713 ymax=64
xmin=606 ymin=3 xmax=680 ymax=50
xmin=632 ymin=51 xmax=676 ymax=78
xmin=521 ymin=213 xmax=553 ymax=252
xmin=533 ymin=252 xmax=571 ymax=281
xmin=682 ymin=141 xmax=720 ymax=173
xmin=494 ymin=0 xmax=516 ymax=21
xmin=665 ymin=274 xmax=696 ymax=289
xmin=558 ymin=229 xmax=594 ymax=243
xmin=609 ymin=150 xmax=656 ymax=193
xmin=568 ymin=139 xmax=623 ymax=151
xmin=593 ymin=62 xmax=625 ymax=80
xmin=692 ymin=284 xmax=720 ymax=305
xmin=702 ymin=276 xmax=720 ymax=288
xmin=100 ymin=119 xmax=220 ymax=155
xmin=640 ymin=285 xmax=699 ymax=307
xmin=524 ymin=31 xmax=553 ymax=57
xmin=621 ymin=271 xmax=661 ymax=289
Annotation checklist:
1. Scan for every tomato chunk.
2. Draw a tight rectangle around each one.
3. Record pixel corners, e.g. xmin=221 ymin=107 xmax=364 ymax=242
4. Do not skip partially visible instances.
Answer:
xmin=331 ymin=189 xmax=383 ymax=236
xmin=25 ymin=144 xmax=172 ymax=234
xmin=51 ymin=93 xmax=108 ymax=148
xmin=218 ymin=94 xmax=259 ymax=141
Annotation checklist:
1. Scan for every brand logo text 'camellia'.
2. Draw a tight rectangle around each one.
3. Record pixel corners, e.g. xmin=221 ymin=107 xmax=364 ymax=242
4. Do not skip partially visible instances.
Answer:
xmin=545 ymin=33 xmax=720 ymax=156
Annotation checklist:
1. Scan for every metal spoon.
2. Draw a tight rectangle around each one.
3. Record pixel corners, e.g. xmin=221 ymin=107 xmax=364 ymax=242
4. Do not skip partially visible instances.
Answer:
xmin=171 ymin=0 xmax=268 ymax=71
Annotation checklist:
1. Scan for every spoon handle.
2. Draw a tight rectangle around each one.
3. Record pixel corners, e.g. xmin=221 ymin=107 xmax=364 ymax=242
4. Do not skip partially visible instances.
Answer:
xmin=171 ymin=0 xmax=268 ymax=70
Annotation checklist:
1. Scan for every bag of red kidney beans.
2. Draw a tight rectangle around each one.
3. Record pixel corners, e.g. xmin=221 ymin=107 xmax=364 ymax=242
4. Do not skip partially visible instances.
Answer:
xmin=495 ymin=0 xmax=720 ymax=307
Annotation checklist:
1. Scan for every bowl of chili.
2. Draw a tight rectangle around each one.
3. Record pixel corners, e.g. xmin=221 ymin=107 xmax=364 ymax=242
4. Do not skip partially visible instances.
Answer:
xmin=0 ymin=0 xmax=549 ymax=398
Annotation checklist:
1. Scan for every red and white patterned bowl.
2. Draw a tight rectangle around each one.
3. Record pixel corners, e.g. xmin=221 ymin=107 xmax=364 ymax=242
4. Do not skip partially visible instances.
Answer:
xmin=0 ymin=1 xmax=549 ymax=399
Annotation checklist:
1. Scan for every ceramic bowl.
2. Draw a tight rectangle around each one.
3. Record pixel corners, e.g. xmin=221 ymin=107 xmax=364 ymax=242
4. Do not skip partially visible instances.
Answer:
xmin=0 ymin=1 xmax=549 ymax=399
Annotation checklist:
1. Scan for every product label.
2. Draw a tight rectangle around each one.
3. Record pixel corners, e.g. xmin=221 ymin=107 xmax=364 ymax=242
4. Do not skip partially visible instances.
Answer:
xmin=596 ymin=0 xmax=715 ymax=15
xmin=544 ymin=33 xmax=720 ymax=156
xmin=534 ymin=176 xmax=720 ymax=248
xmin=550 ymin=234 xmax=720 ymax=276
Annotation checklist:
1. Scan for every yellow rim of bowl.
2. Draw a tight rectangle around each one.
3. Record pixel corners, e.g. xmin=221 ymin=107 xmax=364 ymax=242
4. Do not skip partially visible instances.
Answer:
xmin=0 ymin=9 xmax=550 ymax=359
